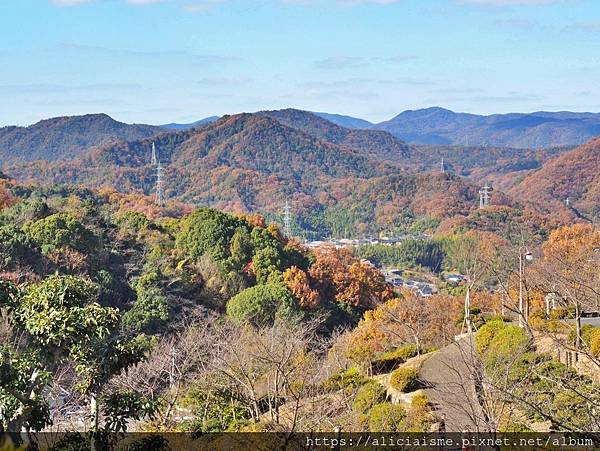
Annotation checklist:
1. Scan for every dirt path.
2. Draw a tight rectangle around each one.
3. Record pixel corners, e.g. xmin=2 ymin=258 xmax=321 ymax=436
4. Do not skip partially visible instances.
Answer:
xmin=418 ymin=336 xmax=486 ymax=432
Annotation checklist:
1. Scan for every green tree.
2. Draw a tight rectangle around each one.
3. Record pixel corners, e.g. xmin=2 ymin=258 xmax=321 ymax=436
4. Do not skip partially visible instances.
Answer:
xmin=368 ymin=402 xmax=407 ymax=432
xmin=123 ymin=273 xmax=169 ymax=334
xmin=23 ymin=212 xmax=96 ymax=254
xmin=0 ymin=275 xmax=157 ymax=434
xmin=176 ymin=208 xmax=248 ymax=266
xmin=252 ymin=246 xmax=283 ymax=284
xmin=226 ymin=282 xmax=301 ymax=326
xmin=0 ymin=225 xmax=34 ymax=270
xmin=228 ymin=227 xmax=253 ymax=270
xmin=0 ymin=346 xmax=51 ymax=433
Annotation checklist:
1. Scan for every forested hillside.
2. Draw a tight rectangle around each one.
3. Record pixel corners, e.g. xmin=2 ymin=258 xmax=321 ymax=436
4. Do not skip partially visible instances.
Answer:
xmin=259 ymin=109 xmax=411 ymax=163
xmin=0 ymin=110 xmax=592 ymax=239
xmin=509 ymin=137 xmax=600 ymax=221
xmin=374 ymin=107 xmax=600 ymax=148
xmin=0 ymin=114 xmax=161 ymax=165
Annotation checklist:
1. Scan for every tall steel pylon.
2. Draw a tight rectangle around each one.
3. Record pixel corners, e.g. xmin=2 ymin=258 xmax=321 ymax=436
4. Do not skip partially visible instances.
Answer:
xmin=152 ymin=142 xmax=164 ymax=207
xmin=479 ymin=183 xmax=491 ymax=209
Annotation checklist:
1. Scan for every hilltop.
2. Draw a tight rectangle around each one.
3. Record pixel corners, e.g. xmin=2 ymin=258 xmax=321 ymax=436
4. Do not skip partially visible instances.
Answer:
xmin=0 ymin=113 xmax=161 ymax=165
xmin=258 ymin=109 xmax=411 ymax=164
xmin=373 ymin=107 xmax=600 ymax=148
xmin=312 ymin=112 xmax=374 ymax=129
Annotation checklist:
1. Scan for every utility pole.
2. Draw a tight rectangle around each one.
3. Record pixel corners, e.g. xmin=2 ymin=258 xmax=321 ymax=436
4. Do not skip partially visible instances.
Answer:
xmin=518 ymin=247 xmax=533 ymax=328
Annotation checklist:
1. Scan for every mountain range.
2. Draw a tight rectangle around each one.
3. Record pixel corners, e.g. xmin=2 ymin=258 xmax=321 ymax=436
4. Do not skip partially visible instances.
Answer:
xmin=0 ymin=107 xmax=596 ymax=236
xmin=1 ymin=111 xmax=486 ymax=237
xmin=373 ymin=107 xmax=600 ymax=148
xmin=159 ymin=107 xmax=600 ymax=149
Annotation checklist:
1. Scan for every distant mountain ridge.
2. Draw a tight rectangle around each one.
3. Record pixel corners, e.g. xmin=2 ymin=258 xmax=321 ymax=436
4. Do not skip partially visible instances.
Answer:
xmin=373 ymin=107 xmax=600 ymax=148
xmin=160 ymin=116 xmax=220 ymax=130
xmin=258 ymin=109 xmax=410 ymax=163
xmin=2 ymin=109 xmax=571 ymax=238
xmin=168 ymin=107 xmax=600 ymax=148
xmin=3 ymin=112 xmax=487 ymax=238
xmin=311 ymin=112 xmax=373 ymax=129
xmin=0 ymin=113 xmax=161 ymax=165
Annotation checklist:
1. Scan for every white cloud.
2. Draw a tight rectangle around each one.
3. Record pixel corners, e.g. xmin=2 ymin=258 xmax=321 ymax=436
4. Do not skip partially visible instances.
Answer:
xmin=50 ymin=0 xmax=164 ymax=6
xmin=457 ymin=0 xmax=566 ymax=5
xmin=183 ymin=0 xmax=227 ymax=13
xmin=51 ymin=0 xmax=90 ymax=6
xmin=126 ymin=0 xmax=164 ymax=4
xmin=313 ymin=55 xmax=417 ymax=70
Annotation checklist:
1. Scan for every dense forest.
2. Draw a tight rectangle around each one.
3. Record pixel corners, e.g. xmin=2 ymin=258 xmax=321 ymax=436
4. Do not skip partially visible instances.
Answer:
xmin=0 ymin=174 xmax=599 ymax=447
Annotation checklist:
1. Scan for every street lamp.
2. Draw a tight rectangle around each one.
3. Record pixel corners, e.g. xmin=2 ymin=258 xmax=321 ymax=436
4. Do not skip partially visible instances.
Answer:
xmin=518 ymin=248 xmax=534 ymax=328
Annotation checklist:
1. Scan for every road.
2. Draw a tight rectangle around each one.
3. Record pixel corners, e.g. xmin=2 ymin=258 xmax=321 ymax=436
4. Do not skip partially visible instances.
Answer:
xmin=418 ymin=336 xmax=487 ymax=432
xmin=576 ymin=317 xmax=600 ymax=327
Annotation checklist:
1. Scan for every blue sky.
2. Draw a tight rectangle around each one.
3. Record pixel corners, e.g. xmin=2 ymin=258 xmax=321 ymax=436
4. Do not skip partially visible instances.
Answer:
xmin=1 ymin=0 xmax=599 ymax=126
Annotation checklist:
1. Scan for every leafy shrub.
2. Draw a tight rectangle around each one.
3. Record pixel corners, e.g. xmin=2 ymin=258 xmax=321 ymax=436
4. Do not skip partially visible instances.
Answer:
xmin=372 ymin=344 xmax=419 ymax=374
xmin=226 ymin=282 xmax=301 ymax=326
xmin=590 ymin=330 xmax=600 ymax=357
xmin=528 ymin=315 xmax=547 ymax=331
xmin=322 ymin=367 xmax=368 ymax=392
xmin=122 ymin=281 xmax=169 ymax=334
xmin=389 ymin=367 xmax=419 ymax=392
xmin=0 ymin=225 xmax=34 ymax=269
xmin=582 ymin=326 xmax=600 ymax=346
xmin=407 ymin=392 xmax=432 ymax=432
xmin=500 ymin=420 xmax=533 ymax=432
xmin=176 ymin=208 xmax=248 ymax=265
xmin=352 ymin=381 xmax=387 ymax=415
xmin=179 ymin=387 xmax=249 ymax=432
xmin=483 ymin=325 xmax=529 ymax=368
xmin=475 ymin=320 xmax=506 ymax=354
xmin=411 ymin=392 xmax=430 ymax=409
xmin=550 ymin=307 xmax=576 ymax=320
xmin=568 ymin=324 xmax=597 ymax=346
xmin=368 ymin=402 xmax=407 ymax=432
xmin=115 ymin=211 xmax=153 ymax=235
xmin=24 ymin=212 xmax=95 ymax=254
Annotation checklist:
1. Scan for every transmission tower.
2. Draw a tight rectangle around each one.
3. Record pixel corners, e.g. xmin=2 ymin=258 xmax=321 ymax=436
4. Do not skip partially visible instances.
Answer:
xmin=152 ymin=142 xmax=164 ymax=207
xmin=479 ymin=183 xmax=492 ymax=209
xmin=151 ymin=142 xmax=158 ymax=166
xmin=283 ymin=200 xmax=292 ymax=238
